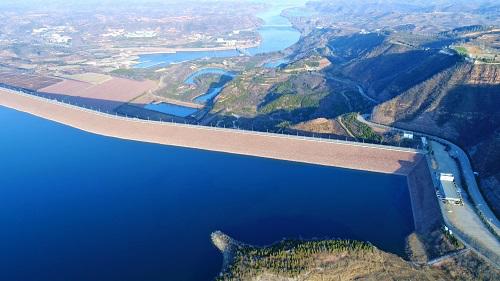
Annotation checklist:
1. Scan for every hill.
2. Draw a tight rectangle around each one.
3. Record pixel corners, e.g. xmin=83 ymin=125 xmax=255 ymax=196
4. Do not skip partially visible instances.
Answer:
xmin=211 ymin=232 xmax=499 ymax=281
xmin=372 ymin=62 xmax=500 ymax=217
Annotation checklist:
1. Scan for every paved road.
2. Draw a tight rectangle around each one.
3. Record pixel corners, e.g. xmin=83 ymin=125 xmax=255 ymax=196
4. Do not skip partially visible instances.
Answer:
xmin=427 ymin=249 xmax=470 ymax=266
xmin=337 ymin=115 xmax=356 ymax=138
xmin=357 ymin=114 xmax=499 ymax=235
xmin=431 ymin=141 xmax=500 ymax=266
xmin=357 ymin=114 xmax=500 ymax=267
xmin=327 ymin=75 xmax=379 ymax=104
xmin=0 ymin=87 xmax=422 ymax=178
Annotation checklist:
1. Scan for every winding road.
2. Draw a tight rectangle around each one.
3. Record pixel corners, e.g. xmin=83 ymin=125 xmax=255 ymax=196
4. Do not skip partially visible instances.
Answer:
xmin=357 ymin=114 xmax=500 ymax=267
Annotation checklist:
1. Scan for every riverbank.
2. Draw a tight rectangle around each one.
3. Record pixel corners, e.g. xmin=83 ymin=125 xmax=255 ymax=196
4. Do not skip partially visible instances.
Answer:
xmin=118 ymin=42 xmax=261 ymax=56
xmin=0 ymin=89 xmax=420 ymax=175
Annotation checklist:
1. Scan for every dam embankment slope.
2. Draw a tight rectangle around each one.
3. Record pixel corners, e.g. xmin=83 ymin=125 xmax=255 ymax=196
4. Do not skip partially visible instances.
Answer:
xmin=0 ymin=89 xmax=422 ymax=175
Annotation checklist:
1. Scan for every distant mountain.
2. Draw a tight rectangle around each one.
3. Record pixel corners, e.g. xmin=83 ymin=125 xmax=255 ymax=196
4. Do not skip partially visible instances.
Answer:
xmin=291 ymin=28 xmax=500 ymax=217
xmin=315 ymin=28 xmax=500 ymax=217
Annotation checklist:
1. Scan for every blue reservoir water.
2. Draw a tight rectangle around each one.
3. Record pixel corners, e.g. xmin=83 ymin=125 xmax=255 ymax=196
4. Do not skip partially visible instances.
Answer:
xmin=184 ymin=68 xmax=234 ymax=85
xmin=144 ymin=102 xmax=198 ymax=117
xmin=0 ymin=106 xmax=415 ymax=281
xmin=193 ymin=86 xmax=224 ymax=103
xmin=134 ymin=49 xmax=240 ymax=69
xmin=134 ymin=5 xmax=301 ymax=68
xmin=185 ymin=68 xmax=236 ymax=103
xmin=144 ymin=69 xmax=235 ymax=116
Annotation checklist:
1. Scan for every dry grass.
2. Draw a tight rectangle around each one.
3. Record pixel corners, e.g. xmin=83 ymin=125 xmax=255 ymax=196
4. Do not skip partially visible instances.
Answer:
xmin=65 ymin=73 xmax=113 ymax=85
xmin=39 ymin=77 xmax=157 ymax=111
xmin=292 ymin=118 xmax=347 ymax=135
xmin=0 ymin=71 xmax=62 ymax=90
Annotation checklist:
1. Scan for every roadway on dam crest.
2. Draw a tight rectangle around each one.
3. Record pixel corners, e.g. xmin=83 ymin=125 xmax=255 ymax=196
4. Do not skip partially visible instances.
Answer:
xmin=357 ymin=114 xmax=500 ymax=267
xmin=0 ymin=88 xmax=421 ymax=176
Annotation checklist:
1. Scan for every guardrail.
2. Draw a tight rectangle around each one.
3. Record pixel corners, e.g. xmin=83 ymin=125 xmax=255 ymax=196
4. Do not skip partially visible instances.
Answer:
xmin=360 ymin=114 xmax=500 ymax=237
xmin=423 ymin=154 xmax=500 ymax=267
xmin=441 ymin=210 xmax=500 ymax=267
xmin=0 ymin=86 xmax=421 ymax=154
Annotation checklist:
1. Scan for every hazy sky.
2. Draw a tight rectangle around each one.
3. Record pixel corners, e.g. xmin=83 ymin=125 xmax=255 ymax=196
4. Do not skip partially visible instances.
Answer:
xmin=0 ymin=0 xmax=495 ymax=10
xmin=0 ymin=0 xmax=260 ymax=8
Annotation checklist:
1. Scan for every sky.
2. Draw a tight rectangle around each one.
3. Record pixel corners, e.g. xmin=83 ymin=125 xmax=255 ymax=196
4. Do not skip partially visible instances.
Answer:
xmin=0 ymin=0 xmax=495 ymax=10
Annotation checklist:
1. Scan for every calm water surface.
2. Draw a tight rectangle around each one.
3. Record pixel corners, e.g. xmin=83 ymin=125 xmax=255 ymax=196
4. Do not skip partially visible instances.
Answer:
xmin=134 ymin=5 xmax=302 ymax=68
xmin=144 ymin=102 xmax=199 ymax=117
xmin=0 ymin=106 xmax=414 ymax=281
xmin=184 ymin=68 xmax=234 ymax=85
xmin=185 ymin=68 xmax=236 ymax=103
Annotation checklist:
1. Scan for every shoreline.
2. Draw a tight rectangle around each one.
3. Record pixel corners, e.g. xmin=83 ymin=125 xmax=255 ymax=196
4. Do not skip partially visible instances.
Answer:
xmin=117 ymin=42 xmax=261 ymax=56
xmin=0 ymin=89 xmax=422 ymax=176
xmin=1 ymin=88 xmax=444 ymax=265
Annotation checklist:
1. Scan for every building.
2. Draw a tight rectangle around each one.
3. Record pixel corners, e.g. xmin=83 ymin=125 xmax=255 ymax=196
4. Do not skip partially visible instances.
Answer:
xmin=125 ymin=30 xmax=157 ymax=39
xmin=47 ymin=33 xmax=72 ymax=44
xmin=402 ymin=132 xmax=414 ymax=139
xmin=438 ymin=173 xmax=463 ymax=205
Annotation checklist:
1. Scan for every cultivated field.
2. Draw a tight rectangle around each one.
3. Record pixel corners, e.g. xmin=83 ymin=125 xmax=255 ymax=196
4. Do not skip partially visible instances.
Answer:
xmin=0 ymin=71 xmax=62 ymax=90
xmin=39 ymin=77 xmax=157 ymax=112
xmin=65 ymin=73 xmax=113 ymax=85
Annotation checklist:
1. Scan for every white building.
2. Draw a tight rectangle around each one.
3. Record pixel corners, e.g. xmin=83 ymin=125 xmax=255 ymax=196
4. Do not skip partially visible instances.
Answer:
xmin=47 ymin=33 xmax=72 ymax=44
xmin=438 ymin=173 xmax=463 ymax=205
xmin=402 ymin=132 xmax=414 ymax=139
xmin=125 ymin=30 xmax=157 ymax=38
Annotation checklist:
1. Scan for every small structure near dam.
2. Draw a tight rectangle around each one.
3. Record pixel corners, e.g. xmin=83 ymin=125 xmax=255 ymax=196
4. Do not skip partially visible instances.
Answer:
xmin=438 ymin=173 xmax=463 ymax=205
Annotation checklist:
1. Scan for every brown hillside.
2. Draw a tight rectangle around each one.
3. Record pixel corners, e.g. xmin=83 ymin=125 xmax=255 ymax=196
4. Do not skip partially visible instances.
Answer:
xmin=372 ymin=62 xmax=500 ymax=216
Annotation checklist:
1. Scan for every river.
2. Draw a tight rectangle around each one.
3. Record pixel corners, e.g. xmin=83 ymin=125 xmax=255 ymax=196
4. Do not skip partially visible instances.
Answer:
xmin=134 ymin=3 xmax=302 ymax=68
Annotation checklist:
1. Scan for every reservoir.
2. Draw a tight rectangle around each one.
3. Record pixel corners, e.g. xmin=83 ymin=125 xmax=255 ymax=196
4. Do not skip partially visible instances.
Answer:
xmin=144 ymin=102 xmax=199 ymax=117
xmin=184 ymin=68 xmax=235 ymax=85
xmin=186 ymin=68 xmax=236 ymax=103
xmin=134 ymin=4 xmax=302 ymax=68
xmin=0 ymin=106 xmax=414 ymax=281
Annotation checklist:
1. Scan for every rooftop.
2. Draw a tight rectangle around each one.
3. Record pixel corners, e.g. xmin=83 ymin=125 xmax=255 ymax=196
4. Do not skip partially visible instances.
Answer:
xmin=439 ymin=173 xmax=461 ymax=201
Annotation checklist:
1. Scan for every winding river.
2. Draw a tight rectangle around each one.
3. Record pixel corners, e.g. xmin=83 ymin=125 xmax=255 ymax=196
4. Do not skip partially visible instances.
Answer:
xmin=134 ymin=3 xmax=302 ymax=68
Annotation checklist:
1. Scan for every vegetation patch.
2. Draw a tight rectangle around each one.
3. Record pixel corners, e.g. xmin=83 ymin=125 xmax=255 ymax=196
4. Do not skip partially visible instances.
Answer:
xmin=111 ymin=67 xmax=161 ymax=80
xmin=218 ymin=239 xmax=374 ymax=280
xmin=259 ymin=93 xmax=323 ymax=114
xmin=342 ymin=112 xmax=382 ymax=142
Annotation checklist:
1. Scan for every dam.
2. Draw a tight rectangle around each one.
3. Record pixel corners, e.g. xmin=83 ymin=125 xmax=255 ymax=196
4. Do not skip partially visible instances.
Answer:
xmin=0 ymin=88 xmax=438 ymax=281
xmin=0 ymin=88 xmax=422 ymax=175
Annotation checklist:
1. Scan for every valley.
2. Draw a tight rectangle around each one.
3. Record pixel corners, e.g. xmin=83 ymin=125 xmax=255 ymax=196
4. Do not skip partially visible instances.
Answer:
xmin=0 ymin=0 xmax=498 ymax=280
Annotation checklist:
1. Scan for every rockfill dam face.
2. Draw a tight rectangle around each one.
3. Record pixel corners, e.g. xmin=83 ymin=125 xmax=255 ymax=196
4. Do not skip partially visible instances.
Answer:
xmin=0 ymin=89 xmax=423 ymax=176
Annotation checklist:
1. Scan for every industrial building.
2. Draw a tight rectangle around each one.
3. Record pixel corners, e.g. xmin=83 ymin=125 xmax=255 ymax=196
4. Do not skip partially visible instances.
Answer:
xmin=438 ymin=173 xmax=463 ymax=205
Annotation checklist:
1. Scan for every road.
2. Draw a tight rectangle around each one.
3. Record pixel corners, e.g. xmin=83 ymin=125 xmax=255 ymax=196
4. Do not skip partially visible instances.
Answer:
xmin=337 ymin=115 xmax=356 ymax=138
xmin=357 ymin=114 xmax=499 ymax=235
xmin=2 ymin=85 xmax=498 ymax=265
xmin=327 ymin=75 xmax=378 ymax=104
xmin=430 ymin=141 xmax=500 ymax=266
xmin=357 ymin=114 xmax=500 ymax=267
xmin=0 ymin=88 xmax=421 ymax=176
xmin=427 ymin=249 xmax=470 ymax=266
